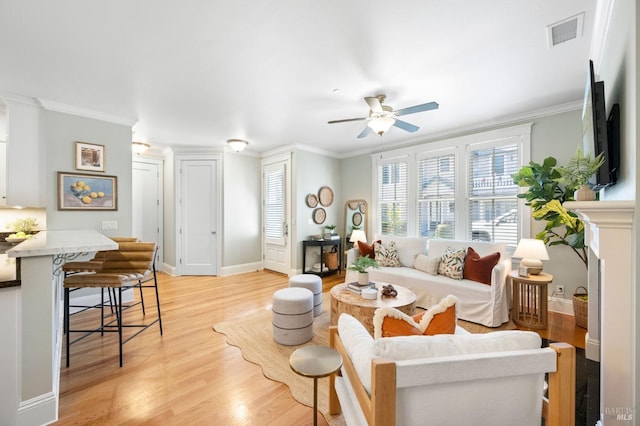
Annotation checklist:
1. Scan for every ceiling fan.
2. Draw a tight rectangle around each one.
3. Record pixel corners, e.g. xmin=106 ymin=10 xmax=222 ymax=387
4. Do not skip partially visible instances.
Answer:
xmin=328 ymin=95 xmax=439 ymax=138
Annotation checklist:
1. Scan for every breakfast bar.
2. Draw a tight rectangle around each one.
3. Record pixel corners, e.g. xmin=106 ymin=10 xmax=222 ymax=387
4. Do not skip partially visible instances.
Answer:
xmin=1 ymin=230 xmax=117 ymax=426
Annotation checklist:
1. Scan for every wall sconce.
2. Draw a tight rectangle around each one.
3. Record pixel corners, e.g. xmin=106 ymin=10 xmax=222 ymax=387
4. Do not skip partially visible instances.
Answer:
xmin=132 ymin=142 xmax=150 ymax=155
xmin=227 ymin=139 xmax=249 ymax=152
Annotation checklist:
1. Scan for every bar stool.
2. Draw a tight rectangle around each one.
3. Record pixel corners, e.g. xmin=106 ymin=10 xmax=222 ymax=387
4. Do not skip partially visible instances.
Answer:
xmin=63 ymin=242 xmax=162 ymax=367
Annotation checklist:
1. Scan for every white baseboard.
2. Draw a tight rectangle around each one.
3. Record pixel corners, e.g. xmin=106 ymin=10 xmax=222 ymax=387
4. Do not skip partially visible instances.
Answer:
xmin=220 ymin=261 xmax=263 ymax=276
xmin=18 ymin=391 xmax=57 ymax=426
xmin=548 ymin=296 xmax=574 ymax=316
xmin=161 ymin=263 xmax=176 ymax=276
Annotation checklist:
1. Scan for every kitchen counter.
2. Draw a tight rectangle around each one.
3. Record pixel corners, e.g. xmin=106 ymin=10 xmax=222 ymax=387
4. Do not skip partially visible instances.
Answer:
xmin=1 ymin=230 xmax=118 ymax=425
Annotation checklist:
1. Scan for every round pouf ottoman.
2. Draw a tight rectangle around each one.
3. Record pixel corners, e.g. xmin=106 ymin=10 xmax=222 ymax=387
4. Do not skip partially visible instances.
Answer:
xmin=272 ymin=287 xmax=314 ymax=345
xmin=289 ymin=274 xmax=323 ymax=316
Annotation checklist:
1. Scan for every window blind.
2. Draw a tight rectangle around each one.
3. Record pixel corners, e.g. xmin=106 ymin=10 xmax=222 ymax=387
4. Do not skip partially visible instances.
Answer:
xmin=264 ymin=163 xmax=285 ymax=243
xmin=377 ymin=159 xmax=408 ymax=236
xmin=417 ymin=153 xmax=455 ymax=239
xmin=468 ymin=144 xmax=520 ymax=247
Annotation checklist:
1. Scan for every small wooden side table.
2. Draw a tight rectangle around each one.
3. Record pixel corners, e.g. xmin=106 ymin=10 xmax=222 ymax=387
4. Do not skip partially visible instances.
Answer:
xmin=510 ymin=270 xmax=554 ymax=329
xmin=289 ymin=345 xmax=343 ymax=426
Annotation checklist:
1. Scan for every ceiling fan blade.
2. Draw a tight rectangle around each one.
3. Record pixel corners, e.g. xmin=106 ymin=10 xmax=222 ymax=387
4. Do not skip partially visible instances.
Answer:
xmin=393 ymin=119 xmax=419 ymax=133
xmin=394 ymin=101 xmax=439 ymax=116
xmin=365 ymin=96 xmax=383 ymax=112
xmin=357 ymin=126 xmax=373 ymax=138
xmin=327 ymin=117 xmax=367 ymax=124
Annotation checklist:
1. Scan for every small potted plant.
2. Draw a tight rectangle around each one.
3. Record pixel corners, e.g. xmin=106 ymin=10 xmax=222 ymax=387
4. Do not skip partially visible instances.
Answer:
xmin=348 ymin=255 xmax=379 ymax=285
xmin=556 ymin=147 xmax=605 ymax=201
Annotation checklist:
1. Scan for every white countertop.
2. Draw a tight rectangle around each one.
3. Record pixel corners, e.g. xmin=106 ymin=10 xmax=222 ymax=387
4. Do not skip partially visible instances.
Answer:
xmin=7 ymin=230 xmax=118 ymax=258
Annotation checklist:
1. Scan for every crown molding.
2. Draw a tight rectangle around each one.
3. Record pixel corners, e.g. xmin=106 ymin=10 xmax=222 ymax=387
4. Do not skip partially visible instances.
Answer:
xmin=38 ymin=98 xmax=137 ymax=127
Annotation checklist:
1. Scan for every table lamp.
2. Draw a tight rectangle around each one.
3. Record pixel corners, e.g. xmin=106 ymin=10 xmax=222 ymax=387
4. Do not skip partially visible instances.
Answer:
xmin=349 ymin=229 xmax=367 ymax=248
xmin=513 ymin=238 xmax=549 ymax=275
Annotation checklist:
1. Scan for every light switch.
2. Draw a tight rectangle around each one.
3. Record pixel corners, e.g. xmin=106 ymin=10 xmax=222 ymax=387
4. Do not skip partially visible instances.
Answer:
xmin=102 ymin=220 xmax=118 ymax=230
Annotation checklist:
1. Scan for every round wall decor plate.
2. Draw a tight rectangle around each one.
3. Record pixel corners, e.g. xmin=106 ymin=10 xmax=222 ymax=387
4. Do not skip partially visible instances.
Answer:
xmin=312 ymin=207 xmax=326 ymax=224
xmin=352 ymin=212 xmax=363 ymax=227
xmin=318 ymin=186 xmax=334 ymax=207
xmin=306 ymin=193 xmax=318 ymax=208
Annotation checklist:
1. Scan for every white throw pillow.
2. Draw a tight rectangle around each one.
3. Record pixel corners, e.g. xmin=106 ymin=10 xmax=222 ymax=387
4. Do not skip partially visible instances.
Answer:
xmin=414 ymin=254 xmax=440 ymax=275
xmin=373 ymin=330 xmax=541 ymax=361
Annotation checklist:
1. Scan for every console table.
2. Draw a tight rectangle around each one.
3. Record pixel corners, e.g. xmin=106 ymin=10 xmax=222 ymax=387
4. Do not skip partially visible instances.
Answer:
xmin=302 ymin=239 xmax=341 ymax=276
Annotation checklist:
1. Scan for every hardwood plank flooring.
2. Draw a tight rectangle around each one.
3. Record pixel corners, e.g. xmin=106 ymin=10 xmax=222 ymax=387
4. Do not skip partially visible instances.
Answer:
xmin=55 ymin=270 xmax=585 ymax=425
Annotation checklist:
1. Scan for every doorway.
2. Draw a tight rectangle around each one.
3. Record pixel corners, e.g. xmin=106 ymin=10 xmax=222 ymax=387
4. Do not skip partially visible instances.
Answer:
xmin=132 ymin=158 xmax=163 ymax=267
xmin=262 ymin=154 xmax=291 ymax=275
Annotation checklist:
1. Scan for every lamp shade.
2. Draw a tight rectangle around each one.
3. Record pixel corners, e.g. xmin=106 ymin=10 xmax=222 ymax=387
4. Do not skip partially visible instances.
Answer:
xmin=367 ymin=117 xmax=395 ymax=135
xmin=227 ymin=139 xmax=248 ymax=152
xmin=349 ymin=229 xmax=367 ymax=245
xmin=513 ymin=239 xmax=549 ymax=274
xmin=132 ymin=142 xmax=150 ymax=155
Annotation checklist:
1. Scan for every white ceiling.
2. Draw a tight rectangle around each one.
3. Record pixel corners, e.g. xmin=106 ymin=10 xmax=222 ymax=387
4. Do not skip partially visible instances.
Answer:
xmin=0 ymin=1 xmax=597 ymax=157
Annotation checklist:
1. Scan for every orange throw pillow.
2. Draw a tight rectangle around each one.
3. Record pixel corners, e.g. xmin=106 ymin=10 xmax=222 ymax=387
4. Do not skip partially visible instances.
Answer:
xmin=358 ymin=240 xmax=381 ymax=258
xmin=373 ymin=295 xmax=459 ymax=339
xmin=462 ymin=247 xmax=500 ymax=285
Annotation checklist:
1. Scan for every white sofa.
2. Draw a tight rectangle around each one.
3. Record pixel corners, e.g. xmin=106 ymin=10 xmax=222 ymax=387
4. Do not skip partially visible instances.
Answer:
xmin=329 ymin=314 xmax=576 ymax=426
xmin=345 ymin=235 xmax=511 ymax=327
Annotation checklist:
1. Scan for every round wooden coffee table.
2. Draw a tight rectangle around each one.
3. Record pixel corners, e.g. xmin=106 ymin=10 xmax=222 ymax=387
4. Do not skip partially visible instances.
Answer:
xmin=330 ymin=282 xmax=416 ymax=335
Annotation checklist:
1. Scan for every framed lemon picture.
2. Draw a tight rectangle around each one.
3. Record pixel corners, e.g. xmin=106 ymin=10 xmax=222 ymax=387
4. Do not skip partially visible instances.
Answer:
xmin=58 ymin=171 xmax=117 ymax=210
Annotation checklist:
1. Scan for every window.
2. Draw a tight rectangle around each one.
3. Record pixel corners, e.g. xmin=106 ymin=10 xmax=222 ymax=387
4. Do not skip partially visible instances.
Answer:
xmin=377 ymin=159 xmax=408 ymax=236
xmin=468 ymin=144 xmax=520 ymax=247
xmin=373 ymin=124 xmax=530 ymax=248
xmin=263 ymin=163 xmax=285 ymax=243
xmin=417 ymin=152 xmax=456 ymax=239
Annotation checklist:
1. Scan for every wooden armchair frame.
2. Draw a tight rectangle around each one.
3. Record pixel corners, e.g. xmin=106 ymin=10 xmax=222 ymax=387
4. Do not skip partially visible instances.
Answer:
xmin=328 ymin=326 xmax=575 ymax=426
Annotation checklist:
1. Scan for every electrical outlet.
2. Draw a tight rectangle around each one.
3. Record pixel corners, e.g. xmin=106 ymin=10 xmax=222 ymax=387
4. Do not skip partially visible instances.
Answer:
xmin=101 ymin=220 xmax=118 ymax=230
xmin=555 ymin=285 xmax=565 ymax=296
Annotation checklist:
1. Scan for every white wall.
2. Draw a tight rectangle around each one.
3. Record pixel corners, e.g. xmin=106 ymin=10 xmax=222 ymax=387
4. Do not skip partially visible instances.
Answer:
xmin=222 ymin=152 xmax=261 ymax=267
xmin=44 ymin=110 xmax=133 ymax=234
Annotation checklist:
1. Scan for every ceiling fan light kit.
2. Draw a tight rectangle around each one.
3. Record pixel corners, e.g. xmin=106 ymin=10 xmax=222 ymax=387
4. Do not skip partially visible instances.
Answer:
xmin=227 ymin=139 xmax=249 ymax=152
xmin=132 ymin=141 xmax=150 ymax=155
xmin=328 ymin=94 xmax=439 ymax=138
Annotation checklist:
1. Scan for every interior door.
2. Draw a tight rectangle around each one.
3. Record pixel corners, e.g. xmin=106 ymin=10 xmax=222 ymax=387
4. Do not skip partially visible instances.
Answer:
xmin=180 ymin=159 xmax=219 ymax=275
xmin=262 ymin=156 xmax=291 ymax=275
xmin=132 ymin=159 xmax=163 ymax=266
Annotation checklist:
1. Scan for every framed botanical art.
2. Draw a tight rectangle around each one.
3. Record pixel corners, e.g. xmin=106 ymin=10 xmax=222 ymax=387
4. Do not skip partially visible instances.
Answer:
xmin=75 ymin=141 xmax=105 ymax=172
xmin=58 ymin=171 xmax=117 ymax=210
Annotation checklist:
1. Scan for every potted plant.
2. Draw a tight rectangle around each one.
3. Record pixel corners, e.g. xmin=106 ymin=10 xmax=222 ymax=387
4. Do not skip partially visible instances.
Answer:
xmin=555 ymin=147 xmax=605 ymax=201
xmin=348 ymin=255 xmax=379 ymax=285
xmin=325 ymin=224 xmax=336 ymax=234
xmin=512 ymin=157 xmax=588 ymax=268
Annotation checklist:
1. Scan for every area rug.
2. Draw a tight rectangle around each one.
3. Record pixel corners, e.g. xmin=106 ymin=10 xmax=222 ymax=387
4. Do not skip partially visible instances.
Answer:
xmin=213 ymin=293 xmax=517 ymax=425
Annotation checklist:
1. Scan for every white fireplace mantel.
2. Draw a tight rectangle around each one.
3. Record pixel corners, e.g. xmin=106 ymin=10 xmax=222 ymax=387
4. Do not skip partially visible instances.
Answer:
xmin=565 ymin=200 xmax=635 ymax=424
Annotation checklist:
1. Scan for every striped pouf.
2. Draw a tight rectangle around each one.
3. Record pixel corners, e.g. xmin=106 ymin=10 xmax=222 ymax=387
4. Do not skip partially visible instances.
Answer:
xmin=272 ymin=287 xmax=314 ymax=345
xmin=289 ymin=274 xmax=323 ymax=316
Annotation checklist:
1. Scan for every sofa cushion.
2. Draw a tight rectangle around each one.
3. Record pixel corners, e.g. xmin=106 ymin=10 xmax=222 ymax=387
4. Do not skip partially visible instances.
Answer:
xmin=337 ymin=313 xmax=375 ymax=393
xmin=463 ymin=247 xmax=500 ymax=285
xmin=374 ymin=241 xmax=401 ymax=267
xmin=413 ymin=254 xmax=440 ymax=275
xmin=437 ymin=247 xmax=466 ymax=279
xmin=429 ymin=239 xmax=507 ymax=259
xmin=373 ymin=295 xmax=458 ymax=338
xmin=357 ymin=240 xmax=381 ymax=258
xmin=372 ymin=330 xmax=542 ymax=362
xmin=374 ymin=235 xmax=429 ymax=267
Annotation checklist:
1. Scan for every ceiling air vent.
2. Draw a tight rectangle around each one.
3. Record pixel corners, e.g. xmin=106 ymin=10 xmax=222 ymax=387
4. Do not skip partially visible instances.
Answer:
xmin=547 ymin=13 xmax=584 ymax=47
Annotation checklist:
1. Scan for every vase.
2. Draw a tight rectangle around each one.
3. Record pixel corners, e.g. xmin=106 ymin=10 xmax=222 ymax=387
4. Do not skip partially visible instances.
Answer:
xmin=574 ymin=184 xmax=596 ymax=201
xmin=358 ymin=271 xmax=369 ymax=286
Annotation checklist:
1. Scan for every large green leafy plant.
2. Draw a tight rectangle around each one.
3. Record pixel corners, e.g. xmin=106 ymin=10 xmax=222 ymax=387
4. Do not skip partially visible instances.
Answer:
xmin=512 ymin=157 xmax=587 ymax=268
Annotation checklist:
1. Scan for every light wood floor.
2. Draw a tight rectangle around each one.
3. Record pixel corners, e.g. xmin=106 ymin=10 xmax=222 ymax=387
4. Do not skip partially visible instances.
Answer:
xmin=55 ymin=270 xmax=585 ymax=425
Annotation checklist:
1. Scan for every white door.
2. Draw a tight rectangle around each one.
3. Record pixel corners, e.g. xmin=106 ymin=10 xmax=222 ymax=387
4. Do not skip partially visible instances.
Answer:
xmin=180 ymin=159 xmax=219 ymax=275
xmin=132 ymin=159 xmax=163 ymax=266
xmin=262 ymin=156 xmax=291 ymax=275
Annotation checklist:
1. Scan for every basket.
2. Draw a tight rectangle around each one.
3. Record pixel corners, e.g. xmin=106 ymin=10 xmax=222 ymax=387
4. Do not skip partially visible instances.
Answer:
xmin=323 ymin=246 xmax=339 ymax=270
xmin=573 ymin=286 xmax=588 ymax=329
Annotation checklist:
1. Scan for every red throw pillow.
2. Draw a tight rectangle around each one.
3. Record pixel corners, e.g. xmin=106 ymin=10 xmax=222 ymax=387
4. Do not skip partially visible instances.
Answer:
xmin=358 ymin=240 xmax=381 ymax=258
xmin=462 ymin=247 xmax=500 ymax=285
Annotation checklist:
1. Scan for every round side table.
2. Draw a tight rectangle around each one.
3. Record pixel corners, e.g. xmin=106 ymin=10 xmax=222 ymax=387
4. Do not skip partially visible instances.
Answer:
xmin=510 ymin=270 xmax=554 ymax=329
xmin=289 ymin=345 xmax=342 ymax=426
